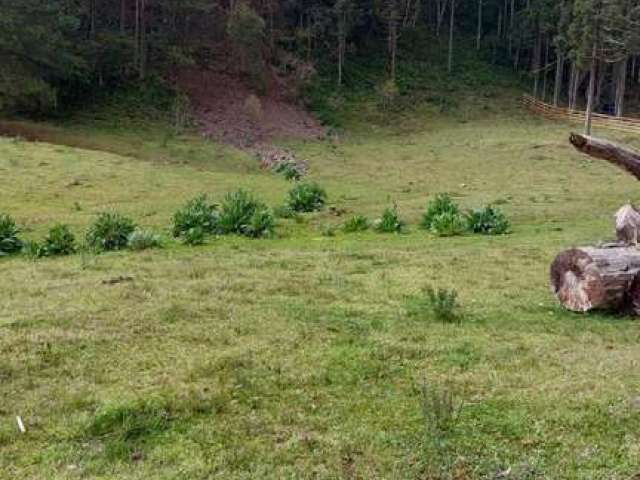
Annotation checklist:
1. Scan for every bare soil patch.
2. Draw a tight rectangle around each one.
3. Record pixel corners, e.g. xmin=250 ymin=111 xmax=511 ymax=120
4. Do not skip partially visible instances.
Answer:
xmin=175 ymin=68 xmax=324 ymax=149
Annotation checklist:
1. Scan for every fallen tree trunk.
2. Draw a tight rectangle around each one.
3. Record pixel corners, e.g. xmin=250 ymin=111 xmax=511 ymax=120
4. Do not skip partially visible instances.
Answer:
xmin=550 ymin=246 xmax=640 ymax=313
xmin=570 ymin=133 xmax=640 ymax=180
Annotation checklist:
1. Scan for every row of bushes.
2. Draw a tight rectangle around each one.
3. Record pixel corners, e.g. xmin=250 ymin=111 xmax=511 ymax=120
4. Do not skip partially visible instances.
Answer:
xmin=0 ymin=189 xmax=509 ymax=259
xmin=0 ymin=212 xmax=162 ymax=259
xmin=336 ymin=194 xmax=510 ymax=236
xmin=172 ymin=183 xmax=327 ymax=245
xmin=0 ymin=183 xmax=329 ymax=257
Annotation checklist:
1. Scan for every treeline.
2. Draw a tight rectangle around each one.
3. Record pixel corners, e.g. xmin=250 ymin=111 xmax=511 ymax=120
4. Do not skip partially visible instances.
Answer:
xmin=1 ymin=0 xmax=640 ymax=126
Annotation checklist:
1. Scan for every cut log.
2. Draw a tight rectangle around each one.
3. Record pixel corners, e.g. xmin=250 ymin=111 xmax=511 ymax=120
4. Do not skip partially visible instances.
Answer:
xmin=550 ymin=246 xmax=640 ymax=313
xmin=570 ymin=133 xmax=640 ymax=180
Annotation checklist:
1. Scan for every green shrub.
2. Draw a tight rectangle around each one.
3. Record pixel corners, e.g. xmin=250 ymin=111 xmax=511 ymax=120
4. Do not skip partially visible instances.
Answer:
xmin=128 ymin=228 xmax=163 ymax=251
xmin=244 ymin=207 xmax=275 ymax=238
xmin=38 ymin=224 xmax=76 ymax=257
xmin=86 ymin=212 xmax=136 ymax=251
xmin=374 ymin=205 xmax=405 ymax=233
xmin=274 ymin=161 xmax=303 ymax=181
xmin=287 ymin=182 xmax=327 ymax=212
xmin=0 ymin=214 xmax=22 ymax=256
xmin=182 ymin=226 xmax=206 ymax=246
xmin=172 ymin=195 xmax=219 ymax=238
xmin=466 ymin=205 xmax=511 ymax=235
xmin=343 ymin=214 xmax=370 ymax=233
xmin=429 ymin=212 xmax=467 ymax=237
xmin=218 ymin=189 xmax=274 ymax=238
xmin=422 ymin=194 xmax=461 ymax=230
xmin=22 ymin=241 xmax=41 ymax=259
xmin=406 ymin=285 xmax=460 ymax=324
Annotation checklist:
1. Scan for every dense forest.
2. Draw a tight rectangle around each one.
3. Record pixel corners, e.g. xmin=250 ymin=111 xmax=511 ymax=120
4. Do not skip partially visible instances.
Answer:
xmin=2 ymin=0 xmax=640 ymax=128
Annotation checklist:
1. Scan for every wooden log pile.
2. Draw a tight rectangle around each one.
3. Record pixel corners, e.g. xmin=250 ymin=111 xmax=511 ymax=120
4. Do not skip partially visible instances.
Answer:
xmin=551 ymin=134 xmax=640 ymax=315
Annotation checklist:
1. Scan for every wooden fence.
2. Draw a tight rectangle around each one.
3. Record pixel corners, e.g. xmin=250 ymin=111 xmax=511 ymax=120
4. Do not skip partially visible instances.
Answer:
xmin=522 ymin=94 xmax=640 ymax=135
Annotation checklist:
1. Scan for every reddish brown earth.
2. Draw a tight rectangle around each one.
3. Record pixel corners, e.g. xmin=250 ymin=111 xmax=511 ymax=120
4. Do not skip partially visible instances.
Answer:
xmin=175 ymin=68 xmax=324 ymax=149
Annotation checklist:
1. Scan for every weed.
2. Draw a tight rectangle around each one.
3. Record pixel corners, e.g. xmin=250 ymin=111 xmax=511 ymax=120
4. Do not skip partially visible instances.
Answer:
xmin=182 ymin=226 xmax=206 ymax=246
xmin=406 ymin=285 xmax=460 ymax=323
xmin=22 ymin=240 xmax=41 ymax=259
xmin=421 ymin=378 xmax=464 ymax=436
xmin=420 ymin=378 xmax=465 ymax=476
xmin=287 ymin=182 xmax=327 ymax=212
xmin=343 ymin=214 xmax=370 ymax=233
xmin=37 ymin=224 xmax=77 ymax=257
xmin=374 ymin=204 xmax=405 ymax=233
xmin=274 ymin=160 xmax=303 ymax=181
xmin=218 ymin=189 xmax=274 ymax=238
xmin=0 ymin=213 xmax=22 ymax=256
xmin=172 ymin=195 xmax=219 ymax=239
xmin=430 ymin=211 xmax=467 ymax=237
xmin=244 ymin=208 xmax=275 ymax=238
xmin=86 ymin=212 xmax=136 ymax=252
xmin=128 ymin=228 xmax=163 ymax=251
xmin=467 ymin=205 xmax=511 ymax=235
xmin=422 ymin=193 xmax=461 ymax=231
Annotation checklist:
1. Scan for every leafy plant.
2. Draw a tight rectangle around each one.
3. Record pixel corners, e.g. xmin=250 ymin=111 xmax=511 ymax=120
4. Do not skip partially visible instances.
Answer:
xmin=374 ymin=204 xmax=405 ymax=233
xmin=0 ymin=214 xmax=22 ymax=256
xmin=466 ymin=205 xmax=511 ymax=235
xmin=343 ymin=214 xmax=370 ymax=233
xmin=182 ymin=226 xmax=206 ymax=246
xmin=172 ymin=195 xmax=219 ymax=239
xmin=274 ymin=160 xmax=303 ymax=181
xmin=287 ymin=182 xmax=327 ymax=212
xmin=244 ymin=207 xmax=275 ymax=238
xmin=86 ymin=212 xmax=136 ymax=252
xmin=218 ymin=189 xmax=274 ymax=238
xmin=38 ymin=224 xmax=76 ymax=257
xmin=406 ymin=285 xmax=460 ymax=324
xmin=22 ymin=241 xmax=41 ymax=259
xmin=422 ymin=194 xmax=461 ymax=230
xmin=128 ymin=228 xmax=163 ymax=251
xmin=429 ymin=211 xmax=467 ymax=237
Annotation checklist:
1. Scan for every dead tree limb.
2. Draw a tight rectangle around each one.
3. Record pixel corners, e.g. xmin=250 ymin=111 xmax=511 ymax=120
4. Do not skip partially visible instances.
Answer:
xmin=570 ymin=133 xmax=640 ymax=180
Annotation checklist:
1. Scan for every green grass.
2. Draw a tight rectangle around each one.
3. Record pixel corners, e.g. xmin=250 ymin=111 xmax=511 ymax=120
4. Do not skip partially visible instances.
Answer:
xmin=2 ymin=106 xmax=640 ymax=478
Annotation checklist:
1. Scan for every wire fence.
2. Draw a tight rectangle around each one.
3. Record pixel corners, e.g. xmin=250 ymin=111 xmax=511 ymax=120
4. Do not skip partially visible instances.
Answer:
xmin=522 ymin=94 xmax=640 ymax=135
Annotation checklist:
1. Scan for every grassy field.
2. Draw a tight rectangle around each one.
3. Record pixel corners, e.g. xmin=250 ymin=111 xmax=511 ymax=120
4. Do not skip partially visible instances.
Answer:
xmin=2 ymin=101 xmax=640 ymax=479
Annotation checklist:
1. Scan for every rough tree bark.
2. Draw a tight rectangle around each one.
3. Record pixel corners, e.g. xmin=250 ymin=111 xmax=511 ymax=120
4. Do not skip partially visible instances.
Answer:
xmin=615 ymin=57 xmax=628 ymax=117
xmin=551 ymin=246 xmax=640 ymax=313
xmin=553 ymin=135 xmax=640 ymax=316
xmin=570 ymin=133 xmax=640 ymax=181
xmin=584 ymin=42 xmax=597 ymax=135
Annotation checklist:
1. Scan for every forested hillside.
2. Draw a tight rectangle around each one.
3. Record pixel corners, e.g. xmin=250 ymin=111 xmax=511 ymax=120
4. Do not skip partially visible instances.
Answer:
xmin=3 ymin=0 xmax=640 ymax=125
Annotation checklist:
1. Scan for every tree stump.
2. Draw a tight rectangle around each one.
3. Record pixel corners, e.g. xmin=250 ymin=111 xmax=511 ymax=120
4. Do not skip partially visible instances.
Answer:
xmin=550 ymin=246 xmax=640 ymax=313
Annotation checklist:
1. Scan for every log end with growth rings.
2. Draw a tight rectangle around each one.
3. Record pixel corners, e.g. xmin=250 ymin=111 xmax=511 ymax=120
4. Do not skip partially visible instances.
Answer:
xmin=550 ymin=249 xmax=607 ymax=312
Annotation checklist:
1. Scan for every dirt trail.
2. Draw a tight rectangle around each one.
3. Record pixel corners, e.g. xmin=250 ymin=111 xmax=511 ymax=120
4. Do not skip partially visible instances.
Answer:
xmin=175 ymin=68 xmax=324 ymax=149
